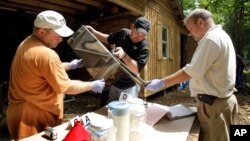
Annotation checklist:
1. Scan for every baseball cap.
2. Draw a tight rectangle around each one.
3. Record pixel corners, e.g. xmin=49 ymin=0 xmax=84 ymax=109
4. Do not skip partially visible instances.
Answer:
xmin=34 ymin=10 xmax=74 ymax=37
xmin=134 ymin=17 xmax=150 ymax=35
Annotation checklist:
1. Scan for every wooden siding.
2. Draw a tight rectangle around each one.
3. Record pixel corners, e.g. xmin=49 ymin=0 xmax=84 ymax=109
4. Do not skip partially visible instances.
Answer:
xmin=93 ymin=13 xmax=136 ymax=33
xmin=86 ymin=0 xmax=186 ymax=98
xmin=100 ymin=0 xmax=188 ymax=98
xmin=0 ymin=0 xmax=192 ymax=98
xmin=109 ymin=0 xmax=145 ymax=15
xmin=3 ymin=0 xmax=187 ymax=98
xmin=141 ymin=0 xmax=185 ymax=97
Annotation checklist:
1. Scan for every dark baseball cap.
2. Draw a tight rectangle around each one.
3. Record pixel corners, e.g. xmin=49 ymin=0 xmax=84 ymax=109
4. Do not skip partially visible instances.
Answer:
xmin=134 ymin=17 xmax=150 ymax=35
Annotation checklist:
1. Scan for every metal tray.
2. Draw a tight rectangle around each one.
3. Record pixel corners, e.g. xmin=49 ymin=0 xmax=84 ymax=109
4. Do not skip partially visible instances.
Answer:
xmin=67 ymin=25 xmax=146 ymax=87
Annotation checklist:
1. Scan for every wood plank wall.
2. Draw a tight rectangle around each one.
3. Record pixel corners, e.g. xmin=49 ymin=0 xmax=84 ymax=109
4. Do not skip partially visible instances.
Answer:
xmin=142 ymin=0 xmax=185 ymax=97
xmin=92 ymin=0 xmax=188 ymax=98
xmin=109 ymin=0 xmax=145 ymax=15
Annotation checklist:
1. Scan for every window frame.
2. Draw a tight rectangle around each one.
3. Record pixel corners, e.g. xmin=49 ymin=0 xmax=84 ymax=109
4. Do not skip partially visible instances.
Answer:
xmin=157 ymin=24 xmax=170 ymax=60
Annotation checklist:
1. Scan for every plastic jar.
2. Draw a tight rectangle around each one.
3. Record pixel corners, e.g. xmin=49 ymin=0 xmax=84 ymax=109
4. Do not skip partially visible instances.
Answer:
xmin=127 ymin=98 xmax=146 ymax=141
xmin=108 ymin=101 xmax=130 ymax=141
xmin=87 ymin=118 xmax=116 ymax=141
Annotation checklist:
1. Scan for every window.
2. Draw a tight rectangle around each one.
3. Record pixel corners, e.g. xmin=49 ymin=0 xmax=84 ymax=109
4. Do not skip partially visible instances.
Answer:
xmin=162 ymin=27 xmax=169 ymax=58
xmin=157 ymin=24 xmax=170 ymax=59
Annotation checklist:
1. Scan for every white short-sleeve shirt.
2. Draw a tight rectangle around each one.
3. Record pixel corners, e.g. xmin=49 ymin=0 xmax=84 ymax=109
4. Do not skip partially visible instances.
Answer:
xmin=183 ymin=25 xmax=236 ymax=98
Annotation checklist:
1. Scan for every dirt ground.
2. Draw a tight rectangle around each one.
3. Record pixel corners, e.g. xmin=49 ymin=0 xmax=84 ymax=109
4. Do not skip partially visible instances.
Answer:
xmin=62 ymin=80 xmax=250 ymax=125
xmin=0 ymin=81 xmax=250 ymax=140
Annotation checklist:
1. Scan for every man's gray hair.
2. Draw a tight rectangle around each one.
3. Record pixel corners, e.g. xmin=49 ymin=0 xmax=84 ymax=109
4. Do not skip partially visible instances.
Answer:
xmin=183 ymin=8 xmax=213 ymax=25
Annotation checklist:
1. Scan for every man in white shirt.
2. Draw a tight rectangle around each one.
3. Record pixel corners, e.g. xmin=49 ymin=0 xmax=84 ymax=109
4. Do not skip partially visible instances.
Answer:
xmin=145 ymin=8 xmax=238 ymax=141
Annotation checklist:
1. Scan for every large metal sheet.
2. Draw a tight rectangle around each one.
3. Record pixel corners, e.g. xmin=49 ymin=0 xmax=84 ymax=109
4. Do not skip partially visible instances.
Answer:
xmin=67 ymin=25 xmax=146 ymax=87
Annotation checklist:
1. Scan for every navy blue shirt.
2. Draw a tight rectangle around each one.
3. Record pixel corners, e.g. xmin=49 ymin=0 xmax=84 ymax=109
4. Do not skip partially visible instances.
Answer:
xmin=107 ymin=28 xmax=149 ymax=89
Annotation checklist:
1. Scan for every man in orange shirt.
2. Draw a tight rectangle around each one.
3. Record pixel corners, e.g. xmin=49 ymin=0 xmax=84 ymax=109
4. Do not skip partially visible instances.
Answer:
xmin=7 ymin=10 xmax=105 ymax=140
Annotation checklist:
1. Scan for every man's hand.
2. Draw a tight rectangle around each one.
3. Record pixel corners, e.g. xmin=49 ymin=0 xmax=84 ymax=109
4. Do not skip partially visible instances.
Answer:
xmin=92 ymin=79 xmax=105 ymax=93
xmin=69 ymin=59 xmax=84 ymax=70
xmin=85 ymin=25 xmax=94 ymax=33
xmin=145 ymin=79 xmax=165 ymax=91
xmin=113 ymin=47 xmax=126 ymax=59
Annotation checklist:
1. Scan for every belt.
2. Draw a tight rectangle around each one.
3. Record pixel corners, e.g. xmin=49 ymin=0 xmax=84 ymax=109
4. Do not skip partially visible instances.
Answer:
xmin=197 ymin=94 xmax=218 ymax=105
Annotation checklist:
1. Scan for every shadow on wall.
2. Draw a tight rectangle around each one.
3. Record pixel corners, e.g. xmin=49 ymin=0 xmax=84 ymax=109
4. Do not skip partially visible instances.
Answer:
xmin=0 ymin=11 xmax=86 ymax=84
xmin=0 ymin=11 xmax=34 ymax=84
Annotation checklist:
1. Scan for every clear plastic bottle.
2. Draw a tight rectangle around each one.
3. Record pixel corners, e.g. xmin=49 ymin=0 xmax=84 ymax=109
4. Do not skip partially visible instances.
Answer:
xmin=127 ymin=98 xmax=146 ymax=141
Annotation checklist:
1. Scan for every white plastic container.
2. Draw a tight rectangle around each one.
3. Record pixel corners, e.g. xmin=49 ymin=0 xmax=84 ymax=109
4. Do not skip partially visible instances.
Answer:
xmin=87 ymin=118 xmax=116 ymax=141
xmin=108 ymin=101 xmax=130 ymax=141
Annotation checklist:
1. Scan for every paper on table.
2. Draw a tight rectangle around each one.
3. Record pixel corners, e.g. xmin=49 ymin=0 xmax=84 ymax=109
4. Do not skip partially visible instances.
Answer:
xmin=145 ymin=104 xmax=170 ymax=126
xmin=146 ymin=103 xmax=197 ymax=126
xmin=167 ymin=104 xmax=197 ymax=120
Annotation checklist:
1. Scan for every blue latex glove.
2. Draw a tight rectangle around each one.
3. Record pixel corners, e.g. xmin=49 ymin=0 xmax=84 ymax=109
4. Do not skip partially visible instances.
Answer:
xmin=69 ymin=59 xmax=84 ymax=70
xmin=92 ymin=79 xmax=105 ymax=93
xmin=145 ymin=79 xmax=165 ymax=91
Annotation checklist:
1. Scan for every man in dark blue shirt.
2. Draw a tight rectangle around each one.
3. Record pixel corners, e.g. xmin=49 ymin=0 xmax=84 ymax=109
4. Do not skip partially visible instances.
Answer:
xmin=86 ymin=17 xmax=150 ymax=103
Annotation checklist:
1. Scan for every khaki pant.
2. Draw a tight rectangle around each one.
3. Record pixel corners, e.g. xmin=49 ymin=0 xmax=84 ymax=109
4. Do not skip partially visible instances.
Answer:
xmin=197 ymin=94 xmax=238 ymax=141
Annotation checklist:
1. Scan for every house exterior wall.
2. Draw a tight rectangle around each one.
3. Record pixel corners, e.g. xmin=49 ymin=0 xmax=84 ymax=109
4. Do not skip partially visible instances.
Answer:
xmin=108 ymin=0 xmax=188 ymax=97
xmin=142 ymin=1 xmax=186 ymax=97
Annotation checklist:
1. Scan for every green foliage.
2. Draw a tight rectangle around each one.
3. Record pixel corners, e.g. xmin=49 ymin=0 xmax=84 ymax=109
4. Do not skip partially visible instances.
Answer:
xmin=181 ymin=0 xmax=250 ymax=58
xmin=182 ymin=0 xmax=234 ymax=26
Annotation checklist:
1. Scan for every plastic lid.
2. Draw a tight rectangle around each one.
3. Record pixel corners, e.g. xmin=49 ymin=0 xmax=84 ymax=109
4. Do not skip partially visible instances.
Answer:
xmin=108 ymin=101 xmax=129 ymax=116
xmin=127 ymin=97 xmax=144 ymax=105
xmin=90 ymin=118 xmax=113 ymax=130
xmin=131 ymin=104 xmax=145 ymax=113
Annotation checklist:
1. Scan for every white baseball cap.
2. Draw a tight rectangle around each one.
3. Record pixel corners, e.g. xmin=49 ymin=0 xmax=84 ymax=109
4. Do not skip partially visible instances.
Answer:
xmin=34 ymin=10 xmax=74 ymax=37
